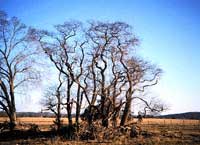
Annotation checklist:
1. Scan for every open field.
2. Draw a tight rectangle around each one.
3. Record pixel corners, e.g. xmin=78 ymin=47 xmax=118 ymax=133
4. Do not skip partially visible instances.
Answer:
xmin=1 ymin=117 xmax=199 ymax=125
xmin=0 ymin=117 xmax=200 ymax=145
xmin=0 ymin=117 xmax=69 ymax=125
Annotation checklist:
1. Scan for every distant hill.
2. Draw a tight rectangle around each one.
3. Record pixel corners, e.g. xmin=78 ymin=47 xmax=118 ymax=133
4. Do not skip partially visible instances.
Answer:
xmin=0 ymin=111 xmax=53 ymax=117
xmin=0 ymin=111 xmax=67 ymax=117
xmin=17 ymin=112 xmax=53 ymax=117
xmin=157 ymin=112 xmax=200 ymax=120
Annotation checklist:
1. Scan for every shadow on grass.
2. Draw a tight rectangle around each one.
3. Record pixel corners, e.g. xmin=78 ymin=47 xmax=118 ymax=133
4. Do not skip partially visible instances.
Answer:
xmin=0 ymin=130 xmax=57 ymax=142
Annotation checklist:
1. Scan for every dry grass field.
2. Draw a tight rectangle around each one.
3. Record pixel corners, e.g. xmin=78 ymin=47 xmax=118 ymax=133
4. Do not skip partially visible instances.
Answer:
xmin=1 ymin=117 xmax=199 ymax=125
xmin=0 ymin=117 xmax=69 ymax=125
xmin=0 ymin=117 xmax=200 ymax=145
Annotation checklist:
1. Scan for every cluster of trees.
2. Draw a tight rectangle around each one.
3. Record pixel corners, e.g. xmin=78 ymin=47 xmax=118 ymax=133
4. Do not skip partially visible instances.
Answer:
xmin=0 ymin=11 xmax=166 ymax=131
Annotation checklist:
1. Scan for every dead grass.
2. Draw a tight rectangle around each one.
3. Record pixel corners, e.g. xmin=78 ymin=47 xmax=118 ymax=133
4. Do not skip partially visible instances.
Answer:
xmin=0 ymin=117 xmax=200 ymax=145
xmin=141 ymin=118 xmax=200 ymax=125
xmin=1 ymin=117 xmax=199 ymax=125
xmin=0 ymin=117 xmax=70 ymax=125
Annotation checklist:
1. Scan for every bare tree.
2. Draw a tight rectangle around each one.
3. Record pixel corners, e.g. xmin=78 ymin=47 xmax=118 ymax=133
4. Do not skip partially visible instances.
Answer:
xmin=137 ymin=96 xmax=168 ymax=117
xmin=29 ymin=21 xmax=88 ymax=127
xmin=29 ymin=20 xmax=166 ymax=130
xmin=85 ymin=21 xmax=139 ymax=127
xmin=120 ymin=57 xmax=162 ymax=126
xmin=85 ymin=22 xmax=165 ymax=127
xmin=41 ymin=72 xmax=64 ymax=131
xmin=0 ymin=11 xmax=38 ymax=130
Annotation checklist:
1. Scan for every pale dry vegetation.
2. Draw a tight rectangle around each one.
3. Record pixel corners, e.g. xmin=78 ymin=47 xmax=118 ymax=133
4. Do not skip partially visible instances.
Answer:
xmin=0 ymin=117 xmax=200 ymax=145
xmin=1 ymin=117 xmax=199 ymax=126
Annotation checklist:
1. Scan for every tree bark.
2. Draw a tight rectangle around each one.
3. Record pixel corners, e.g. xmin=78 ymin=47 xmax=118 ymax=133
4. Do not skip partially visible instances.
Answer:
xmin=120 ymin=96 xmax=131 ymax=126
xmin=9 ymin=109 xmax=17 ymax=130
xmin=75 ymin=85 xmax=81 ymax=125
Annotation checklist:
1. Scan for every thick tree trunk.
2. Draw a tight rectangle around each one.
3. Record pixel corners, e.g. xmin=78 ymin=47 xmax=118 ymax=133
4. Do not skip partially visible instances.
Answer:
xmin=112 ymin=116 xmax=117 ymax=128
xmin=56 ymin=117 xmax=61 ymax=131
xmin=101 ymin=73 xmax=108 ymax=127
xmin=9 ymin=109 xmax=17 ymax=130
xmin=87 ymin=106 xmax=93 ymax=127
xmin=67 ymin=104 xmax=72 ymax=126
xmin=57 ymin=94 xmax=61 ymax=131
xmin=9 ymin=81 xmax=17 ymax=130
xmin=101 ymin=96 xmax=109 ymax=128
xmin=120 ymin=97 xmax=131 ymax=126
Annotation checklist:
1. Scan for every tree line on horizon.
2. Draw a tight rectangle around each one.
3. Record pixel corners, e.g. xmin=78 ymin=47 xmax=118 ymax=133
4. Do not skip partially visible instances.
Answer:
xmin=0 ymin=10 xmax=166 ymax=132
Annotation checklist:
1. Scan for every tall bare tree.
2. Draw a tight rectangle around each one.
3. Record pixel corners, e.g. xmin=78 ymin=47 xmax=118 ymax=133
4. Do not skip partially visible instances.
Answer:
xmin=42 ymin=72 xmax=64 ymax=131
xmin=30 ymin=20 xmax=165 ymax=130
xmin=85 ymin=21 xmax=139 ymax=127
xmin=29 ymin=21 xmax=87 ymax=127
xmin=0 ymin=11 xmax=38 ymax=130
xmin=119 ymin=57 xmax=162 ymax=126
xmin=85 ymin=21 xmax=165 ymax=127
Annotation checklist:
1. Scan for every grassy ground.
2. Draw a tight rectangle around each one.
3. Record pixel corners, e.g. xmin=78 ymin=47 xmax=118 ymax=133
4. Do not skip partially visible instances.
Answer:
xmin=1 ymin=117 xmax=199 ymax=126
xmin=0 ymin=117 xmax=200 ymax=145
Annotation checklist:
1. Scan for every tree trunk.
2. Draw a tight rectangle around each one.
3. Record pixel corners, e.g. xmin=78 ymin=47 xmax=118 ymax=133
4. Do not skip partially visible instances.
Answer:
xmin=75 ymin=85 xmax=81 ymax=125
xmin=120 ymin=97 xmax=131 ymax=126
xmin=67 ymin=104 xmax=72 ymax=126
xmin=112 ymin=116 xmax=117 ymax=128
xmin=67 ymin=78 xmax=73 ymax=126
xmin=9 ymin=81 xmax=17 ymax=130
xmin=57 ymin=93 xmax=61 ymax=131
xmin=9 ymin=109 xmax=17 ymax=131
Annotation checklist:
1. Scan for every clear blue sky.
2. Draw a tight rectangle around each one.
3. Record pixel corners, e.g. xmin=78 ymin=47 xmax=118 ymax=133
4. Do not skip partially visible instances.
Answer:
xmin=1 ymin=0 xmax=200 ymax=114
